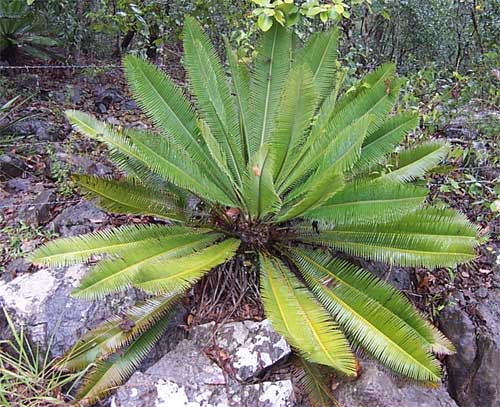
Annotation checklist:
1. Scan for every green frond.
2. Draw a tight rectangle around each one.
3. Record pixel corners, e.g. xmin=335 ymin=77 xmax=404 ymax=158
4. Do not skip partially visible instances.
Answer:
xmin=248 ymin=22 xmax=292 ymax=156
xmin=76 ymin=313 xmax=169 ymax=404
xmin=294 ymin=27 xmax=339 ymax=102
xmin=282 ymin=115 xmax=370 ymax=196
xmin=269 ymin=64 xmax=319 ymax=181
xmin=134 ymin=238 xmax=240 ymax=294
xmin=183 ymin=17 xmax=244 ymax=186
xmin=277 ymin=172 xmax=344 ymax=223
xmin=29 ymin=224 xmax=207 ymax=267
xmin=287 ymin=248 xmax=445 ymax=383
xmin=297 ymin=207 xmax=480 ymax=268
xmin=242 ymin=146 xmax=281 ymax=219
xmin=74 ymin=175 xmax=185 ymax=222
xmin=381 ymin=140 xmax=450 ymax=182
xmin=122 ymin=55 xmax=206 ymax=164
xmin=225 ymin=39 xmax=251 ymax=162
xmin=354 ymin=112 xmax=419 ymax=173
xmin=126 ymin=128 xmax=237 ymax=205
xmin=63 ymin=293 xmax=180 ymax=371
xmin=303 ymin=180 xmax=428 ymax=225
xmin=73 ymin=232 xmax=221 ymax=300
xmin=292 ymin=356 xmax=337 ymax=407
xmin=259 ymin=254 xmax=356 ymax=375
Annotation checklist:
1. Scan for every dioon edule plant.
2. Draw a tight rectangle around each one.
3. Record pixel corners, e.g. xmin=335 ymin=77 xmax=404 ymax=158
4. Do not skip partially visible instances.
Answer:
xmin=30 ymin=16 xmax=482 ymax=405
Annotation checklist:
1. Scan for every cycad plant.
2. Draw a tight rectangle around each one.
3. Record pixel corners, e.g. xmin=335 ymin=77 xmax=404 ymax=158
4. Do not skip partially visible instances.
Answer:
xmin=30 ymin=17 xmax=481 ymax=405
xmin=0 ymin=0 xmax=58 ymax=63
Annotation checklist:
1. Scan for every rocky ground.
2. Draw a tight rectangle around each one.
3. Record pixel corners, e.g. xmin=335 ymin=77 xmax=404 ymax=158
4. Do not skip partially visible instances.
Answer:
xmin=0 ymin=64 xmax=499 ymax=406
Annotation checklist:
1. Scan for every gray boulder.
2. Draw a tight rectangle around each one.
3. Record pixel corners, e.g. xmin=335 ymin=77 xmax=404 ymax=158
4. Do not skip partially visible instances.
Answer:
xmin=439 ymin=290 xmax=500 ymax=407
xmin=111 ymin=320 xmax=294 ymax=407
xmin=336 ymin=360 xmax=458 ymax=407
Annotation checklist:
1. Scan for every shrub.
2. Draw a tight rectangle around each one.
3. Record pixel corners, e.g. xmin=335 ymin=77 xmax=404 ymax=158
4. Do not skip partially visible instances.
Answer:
xmin=30 ymin=17 xmax=481 ymax=405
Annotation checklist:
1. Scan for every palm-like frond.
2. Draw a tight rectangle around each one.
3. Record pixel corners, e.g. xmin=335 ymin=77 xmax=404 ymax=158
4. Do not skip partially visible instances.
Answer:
xmin=134 ymin=239 xmax=240 ymax=294
xmin=287 ymin=248 xmax=445 ymax=383
xmin=29 ymin=224 xmax=207 ymax=267
xmin=381 ymin=141 xmax=450 ymax=182
xmin=269 ymin=64 xmax=319 ymax=181
xmin=242 ymin=146 xmax=281 ymax=219
xmin=292 ymin=356 xmax=337 ymax=407
xmin=259 ymin=254 xmax=356 ymax=375
xmin=297 ymin=207 xmax=480 ymax=268
xmin=294 ymin=28 xmax=339 ymax=102
xmin=303 ymin=179 xmax=427 ymax=225
xmin=76 ymin=312 xmax=170 ymax=404
xmin=74 ymin=175 xmax=185 ymax=222
xmin=183 ymin=17 xmax=244 ymax=186
xmin=73 ymin=232 xmax=221 ymax=300
xmin=225 ymin=39 xmax=251 ymax=162
xmin=248 ymin=22 xmax=292 ymax=155
xmin=63 ymin=293 xmax=180 ymax=371
xmin=66 ymin=111 xmax=235 ymax=206
xmin=354 ymin=112 xmax=419 ymax=173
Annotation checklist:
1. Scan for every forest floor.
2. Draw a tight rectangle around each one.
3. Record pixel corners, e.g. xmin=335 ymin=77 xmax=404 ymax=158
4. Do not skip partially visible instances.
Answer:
xmin=0 ymin=58 xmax=499 ymax=327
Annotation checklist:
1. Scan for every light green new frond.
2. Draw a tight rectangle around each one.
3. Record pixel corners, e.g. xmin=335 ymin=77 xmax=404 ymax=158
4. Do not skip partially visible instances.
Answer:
xmin=355 ymin=112 xmax=419 ymax=173
xmin=294 ymin=28 xmax=339 ymax=102
xmin=29 ymin=224 xmax=206 ymax=267
xmin=277 ymin=172 xmax=344 ymax=223
xmin=259 ymin=254 xmax=356 ymax=375
xmin=381 ymin=140 xmax=450 ymax=182
xmin=297 ymin=207 xmax=480 ymax=268
xmin=134 ymin=239 xmax=240 ymax=294
xmin=76 ymin=314 xmax=169 ymax=404
xmin=183 ymin=17 xmax=243 ymax=186
xmin=225 ymin=39 xmax=251 ymax=162
xmin=303 ymin=180 xmax=427 ymax=225
xmin=242 ymin=146 xmax=281 ymax=219
xmin=293 ymin=356 xmax=337 ymax=407
xmin=73 ymin=232 xmax=221 ymax=300
xmin=269 ymin=64 xmax=319 ymax=181
xmin=249 ymin=22 xmax=292 ymax=155
xmin=74 ymin=175 xmax=185 ymax=222
xmin=286 ymin=248 xmax=444 ymax=383
xmin=63 ymin=293 xmax=180 ymax=371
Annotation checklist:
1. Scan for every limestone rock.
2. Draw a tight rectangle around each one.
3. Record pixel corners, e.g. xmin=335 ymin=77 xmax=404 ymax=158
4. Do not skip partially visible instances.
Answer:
xmin=335 ymin=360 xmax=458 ymax=407
xmin=112 ymin=320 xmax=294 ymax=407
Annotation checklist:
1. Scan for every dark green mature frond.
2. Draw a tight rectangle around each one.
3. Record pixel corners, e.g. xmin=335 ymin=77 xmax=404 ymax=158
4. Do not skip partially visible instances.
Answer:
xmin=74 ymin=175 xmax=185 ymax=222
xmin=183 ymin=17 xmax=244 ymax=186
xmin=304 ymin=180 xmax=427 ymax=225
xmin=297 ymin=207 xmax=480 ymax=268
xmin=269 ymin=64 xmax=319 ymax=181
xmin=294 ymin=28 xmax=339 ymax=102
xmin=29 ymin=225 xmax=207 ymax=267
xmin=354 ymin=112 xmax=419 ymax=173
xmin=225 ymin=40 xmax=251 ymax=163
xmin=134 ymin=239 xmax=240 ymax=294
xmin=292 ymin=356 xmax=337 ymax=407
xmin=249 ymin=22 xmax=292 ymax=155
xmin=242 ymin=146 xmax=281 ymax=219
xmin=76 ymin=313 xmax=169 ymax=404
xmin=73 ymin=232 xmax=221 ymax=300
xmin=287 ymin=248 xmax=445 ymax=383
xmin=381 ymin=140 xmax=450 ymax=182
xmin=259 ymin=254 xmax=356 ymax=375
xmin=63 ymin=293 xmax=180 ymax=371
